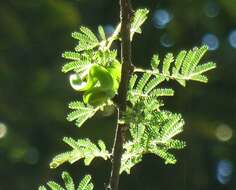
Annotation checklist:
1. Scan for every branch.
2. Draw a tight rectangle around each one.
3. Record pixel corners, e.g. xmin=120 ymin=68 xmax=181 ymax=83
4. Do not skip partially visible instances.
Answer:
xmin=107 ymin=0 xmax=133 ymax=190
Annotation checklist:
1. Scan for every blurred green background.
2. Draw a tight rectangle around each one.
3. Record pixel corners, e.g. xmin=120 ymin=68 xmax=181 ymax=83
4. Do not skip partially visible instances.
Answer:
xmin=0 ymin=0 xmax=235 ymax=189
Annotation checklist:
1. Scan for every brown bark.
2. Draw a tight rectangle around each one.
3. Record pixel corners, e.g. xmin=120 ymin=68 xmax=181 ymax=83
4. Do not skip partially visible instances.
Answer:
xmin=107 ymin=0 xmax=133 ymax=190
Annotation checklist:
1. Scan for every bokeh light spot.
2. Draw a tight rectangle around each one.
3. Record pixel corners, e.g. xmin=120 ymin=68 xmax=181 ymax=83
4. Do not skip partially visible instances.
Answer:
xmin=204 ymin=1 xmax=220 ymax=18
xmin=228 ymin=30 xmax=236 ymax=48
xmin=10 ymin=147 xmax=27 ymax=162
xmin=153 ymin=9 xmax=171 ymax=29
xmin=216 ymin=160 xmax=233 ymax=184
xmin=104 ymin=25 xmax=115 ymax=37
xmin=0 ymin=122 xmax=8 ymax=139
xmin=202 ymin=33 xmax=219 ymax=50
xmin=24 ymin=147 xmax=39 ymax=165
xmin=160 ymin=33 xmax=174 ymax=48
xmin=215 ymin=124 xmax=233 ymax=142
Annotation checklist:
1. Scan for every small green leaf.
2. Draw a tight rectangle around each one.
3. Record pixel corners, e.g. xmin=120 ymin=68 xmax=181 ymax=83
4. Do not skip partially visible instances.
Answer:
xmin=78 ymin=175 xmax=94 ymax=190
xmin=131 ymin=8 xmax=149 ymax=39
xmin=62 ymin=52 xmax=81 ymax=60
xmin=189 ymin=45 xmax=208 ymax=73
xmin=176 ymin=79 xmax=186 ymax=87
xmin=98 ymin=140 xmax=106 ymax=151
xmin=67 ymin=102 xmax=98 ymax=127
xmin=190 ymin=74 xmax=208 ymax=83
xmin=39 ymin=186 xmax=47 ymax=190
xmin=47 ymin=181 xmax=65 ymax=190
xmin=166 ymin=139 xmax=186 ymax=150
xmin=192 ymin=61 xmax=216 ymax=76
xmin=172 ymin=50 xmax=187 ymax=74
xmin=151 ymin=148 xmax=177 ymax=164
xmin=150 ymin=88 xmax=174 ymax=97
xmin=129 ymin=74 xmax=138 ymax=90
xmin=136 ymin=73 xmax=152 ymax=92
xmin=151 ymin=54 xmax=160 ymax=70
xmin=62 ymin=172 xmax=75 ymax=190
xmin=50 ymin=138 xmax=109 ymax=169
xmin=162 ymin=53 xmax=174 ymax=75
xmin=144 ymin=76 xmax=165 ymax=94
xmin=181 ymin=49 xmax=194 ymax=75
xmin=160 ymin=114 xmax=184 ymax=142
xmin=39 ymin=172 xmax=94 ymax=190
xmin=72 ymin=26 xmax=99 ymax=51
xmin=80 ymin=27 xmax=98 ymax=43
xmin=98 ymin=26 xmax=106 ymax=40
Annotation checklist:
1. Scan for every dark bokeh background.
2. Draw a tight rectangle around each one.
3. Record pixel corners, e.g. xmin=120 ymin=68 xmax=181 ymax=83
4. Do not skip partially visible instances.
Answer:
xmin=0 ymin=0 xmax=235 ymax=189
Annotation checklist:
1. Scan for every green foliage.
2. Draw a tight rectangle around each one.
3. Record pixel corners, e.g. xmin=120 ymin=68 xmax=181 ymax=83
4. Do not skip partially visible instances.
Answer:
xmin=72 ymin=26 xmax=99 ymax=52
xmin=98 ymin=25 xmax=106 ymax=41
xmin=130 ymin=8 xmax=149 ymax=40
xmin=61 ymin=26 xmax=121 ymax=126
xmin=66 ymin=101 xmax=100 ymax=127
xmin=62 ymin=23 xmax=121 ymax=107
xmin=39 ymin=172 xmax=93 ymax=190
xmin=39 ymin=7 xmax=216 ymax=190
xmin=50 ymin=137 xmax=109 ymax=169
xmin=78 ymin=175 xmax=94 ymax=190
xmin=123 ymin=46 xmax=215 ymax=173
xmin=60 ymin=8 xmax=151 ymax=127
xmin=136 ymin=45 xmax=216 ymax=86
xmin=61 ymin=52 xmax=92 ymax=73
xmin=128 ymin=73 xmax=172 ymax=104
xmin=122 ymin=102 xmax=186 ymax=173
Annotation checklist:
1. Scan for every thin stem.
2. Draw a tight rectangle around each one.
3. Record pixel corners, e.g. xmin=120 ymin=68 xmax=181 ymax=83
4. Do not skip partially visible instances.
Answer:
xmin=134 ymin=67 xmax=193 ymax=81
xmin=105 ymin=23 xmax=121 ymax=50
xmin=107 ymin=0 xmax=133 ymax=190
xmin=99 ymin=24 xmax=121 ymax=51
